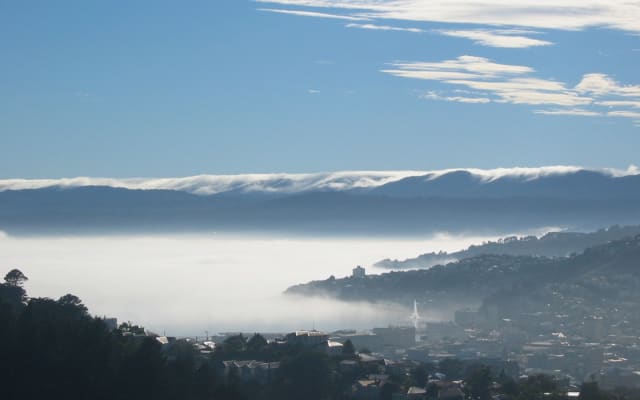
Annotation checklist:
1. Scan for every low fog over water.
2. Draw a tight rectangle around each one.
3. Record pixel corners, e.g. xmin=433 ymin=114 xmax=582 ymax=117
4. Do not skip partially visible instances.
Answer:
xmin=0 ymin=232 xmax=505 ymax=335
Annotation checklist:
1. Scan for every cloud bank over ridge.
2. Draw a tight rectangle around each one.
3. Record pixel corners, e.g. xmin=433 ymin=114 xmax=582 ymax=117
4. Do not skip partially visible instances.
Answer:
xmin=1 ymin=166 xmax=638 ymax=196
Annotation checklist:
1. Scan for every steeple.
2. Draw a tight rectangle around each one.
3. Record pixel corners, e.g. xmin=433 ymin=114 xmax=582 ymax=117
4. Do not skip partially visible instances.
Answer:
xmin=410 ymin=299 xmax=421 ymax=330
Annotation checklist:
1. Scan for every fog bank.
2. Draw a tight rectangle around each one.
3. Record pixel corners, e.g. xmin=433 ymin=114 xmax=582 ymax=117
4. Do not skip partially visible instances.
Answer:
xmin=0 ymin=232 xmax=504 ymax=335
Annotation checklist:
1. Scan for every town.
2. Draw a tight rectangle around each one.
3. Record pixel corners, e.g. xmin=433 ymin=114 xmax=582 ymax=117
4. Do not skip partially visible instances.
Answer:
xmin=91 ymin=266 xmax=639 ymax=399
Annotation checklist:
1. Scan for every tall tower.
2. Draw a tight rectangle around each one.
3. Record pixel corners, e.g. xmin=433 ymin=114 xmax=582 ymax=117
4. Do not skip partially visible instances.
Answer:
xmin=409 ymin=300 xmax=421 ymax=330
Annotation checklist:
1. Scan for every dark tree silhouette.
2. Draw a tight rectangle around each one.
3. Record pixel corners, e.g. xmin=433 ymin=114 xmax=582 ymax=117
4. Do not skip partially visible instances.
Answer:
xmin=247 ymin=333 xmax=268 ymax=353
xmin=275 ymin=351 xmax=332 ymax=400
xmin=4 ymin=269 xmax=28 ymax=287
xmin=342 ymin=339 xmax=355 ymax=356
xmin=464 ymin=365 xmax=492 ymax=400
xmin=57 ymin=294 xmax=88 ymax=314
xmin=580 ymin=381 xmax=604 ymax=400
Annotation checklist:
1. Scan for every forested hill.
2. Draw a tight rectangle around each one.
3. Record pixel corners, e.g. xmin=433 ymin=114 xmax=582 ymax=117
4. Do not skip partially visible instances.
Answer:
xmin=375 ymin=225 xmax=640 ymax=270
xmin=286 ymin=235 xmax=640 ymax=306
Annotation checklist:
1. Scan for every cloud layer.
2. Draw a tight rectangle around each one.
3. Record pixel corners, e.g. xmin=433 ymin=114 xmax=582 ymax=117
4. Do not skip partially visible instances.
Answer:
xmin=257 ymin=1 xmax=640 ymax=33
xmin=258 ymin=1 xmax=639 ymax=125
xmin=435 ymin=29 xmax=553 ymax=48
xmin=1 ymin=166 xmax=638 ymax=195
xmin=383 ymin=55 xmax=640 ymax=123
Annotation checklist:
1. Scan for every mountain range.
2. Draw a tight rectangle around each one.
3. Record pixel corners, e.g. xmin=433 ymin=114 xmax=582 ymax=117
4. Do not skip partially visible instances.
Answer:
xmin=285 ymin=235 xmax=640 ymax=313
xmin=375 ymin=224 xmax=640 ymax=269
xmin=1 ymin=166 xmax=640 ymax=235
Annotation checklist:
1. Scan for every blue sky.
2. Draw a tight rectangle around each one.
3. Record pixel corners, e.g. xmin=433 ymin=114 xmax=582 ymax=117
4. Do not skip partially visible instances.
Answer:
xmin=1 ymin=0 xmax=639 ymax=178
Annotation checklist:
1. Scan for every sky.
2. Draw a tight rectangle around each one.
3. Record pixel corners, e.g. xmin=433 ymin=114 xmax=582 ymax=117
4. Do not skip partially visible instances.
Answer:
xmin=1 ymin=0 xmax=639 ymax=178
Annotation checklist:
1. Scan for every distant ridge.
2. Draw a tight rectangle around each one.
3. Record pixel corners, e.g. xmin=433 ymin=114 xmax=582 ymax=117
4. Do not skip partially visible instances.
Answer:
xmin=1 ymin=166 xmax=639 ymax=235
xmin=285 ymin=235 xmax=640 ymax=308
xmin=375 ymin=224 xmax=640 ymax=270
xmin=1 ymin=165 xmax=638 ymax=196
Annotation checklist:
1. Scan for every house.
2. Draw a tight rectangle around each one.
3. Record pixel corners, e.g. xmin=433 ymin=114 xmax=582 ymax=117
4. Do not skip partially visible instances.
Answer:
xmin=353 ymin=379 xmax=382 ymax=400
xmin=222 ymin=360 xmax=280 ymax=384
xmin=438 ymin=386 xmax=464 ymax=400
xmin=340 ymin=359 xmax=359 ymax=373
xmin=286 ymin=330 xmax=329 ymax=348
xmin=326 ymin=340 xmax=344 ymax=356
xmin=407 ymin=386 xmax=427 ymax=400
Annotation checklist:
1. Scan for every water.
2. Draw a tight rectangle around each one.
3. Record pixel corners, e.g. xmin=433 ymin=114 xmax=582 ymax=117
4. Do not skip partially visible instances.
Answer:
xmin=0 ymin=232 xmax=501 ymax=335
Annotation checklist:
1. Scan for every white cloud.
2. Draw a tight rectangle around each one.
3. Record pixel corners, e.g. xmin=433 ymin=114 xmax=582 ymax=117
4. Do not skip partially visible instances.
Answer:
xmin=384 ymin=56 xmax=593 ymax=106
xmin=346 ymin=23 xmax=424 ymax=33
xmin=0 ymin=172 xmax=426 ymax=195
xmin=2 ymin=166 xmax=639 ymax=195
xmin=258 ymin=8 xmax=370 ymax=21
xmin=382 ymin=55 xmax=640 ymax=119
xmin=257 ymin=3 xmax=639 ymax=125
xmin=534 ymin=108 xmax=603 ymax=117
xmin=422 ymin=91 xmax=491 ymax=103
xmin=597 ymin=100 xmax=640 ymax=108
xmin=384 ymin=56 xmax=534 ymax=79
xmin=307 ymin=89 xmax=321 ymax=94
xmin=576 ymin=73 xmax=640 ymax=97
xmin=256 ymin=1 xmax=640 ymax=33
xmin=607 ymin=110 xmax=640 ymax=119
xmin=436 ymin=29 xmax=553 ymax=48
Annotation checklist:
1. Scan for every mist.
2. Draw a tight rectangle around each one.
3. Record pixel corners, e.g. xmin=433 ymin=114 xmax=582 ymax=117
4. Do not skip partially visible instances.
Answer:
xmin=0 ymin=232 xmax=506 ymax=336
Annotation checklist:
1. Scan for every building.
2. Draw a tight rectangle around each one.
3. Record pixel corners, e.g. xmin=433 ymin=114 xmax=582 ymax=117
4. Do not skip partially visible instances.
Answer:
xmin=353 ymin=265 xmax=366 ymax=279
xmin=286 ymin=330 xmax=330 ymax=348
xmin=372 ymin=326 xmax=416 ymax=349
xmin=103 ymin=317 xmax=118 ymax=331
xmin=353 ymin=379 xmax=383 ymax=400
xmin=327 ymin=340 xmax=344 ymax=356
xmin=407 ymin=387 xmax=427 ymax=400
xmin=222 ymin=360 xmax=280 ymax=384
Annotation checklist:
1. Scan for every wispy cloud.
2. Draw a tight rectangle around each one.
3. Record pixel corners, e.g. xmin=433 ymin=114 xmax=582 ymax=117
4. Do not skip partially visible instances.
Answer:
xmin=346 ymin=23 xmax=424 ymax=33
xmin=384 ymin=56 xmax=534 ymax=79
xmin=257 ymin=1 xmax=640 ymax=33
xmin=597 ymin=100 xmax=640 ymax=108
xmin=576 ymin=73 xmax=640 ymax=97
xmin=258 ymin=8 xmax=370 ymax=21
xmin=435 ymin=29 xmax=553 ymax=48
xmin=534 ymin=108 xmax=603 ymax=117
xmin=383 ymin=55 xmax=640 ymax=123
xmin=608 ymin=110 xmax=640 ymax=119
xmin=422 ymin=91 xmax=491 ymax=104
xmin=307 ymin=89 xmax=321 ymax=94
xmin=382 ymin=56 xmax=585 ymax=106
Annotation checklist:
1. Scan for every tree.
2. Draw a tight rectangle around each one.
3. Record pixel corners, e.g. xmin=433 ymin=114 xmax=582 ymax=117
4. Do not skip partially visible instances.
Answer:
xmin=4 ymin=269 xmax=28 ymax=287
xmin=223 ymin=334 xmax=247 ymax=354
xmin=411 ymin=364 xmax=429 ymax=388
xmin=247 ymin=333 xmax=268 ymax=353
xmin=517 ymin=374 xmax=562 ymax=400
xmin=439 ymin=358 xmax=465 ymax=380
xmin=342 ymin=339 xmax=355 ymax=357
xmin=275 ymin=351 xmax=332 ymax=400
xmin=119 ymin=321 xmax=146 ymax=335
xmin=57 ymin=294 xmax=88 ymax=314
xmin=381 ymin=382 xmax=401 ymax=400
xmin=464 ymin=365 xmax=492 ymax=400
xmin=579 ymin=381 xmax=603 ymax=400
